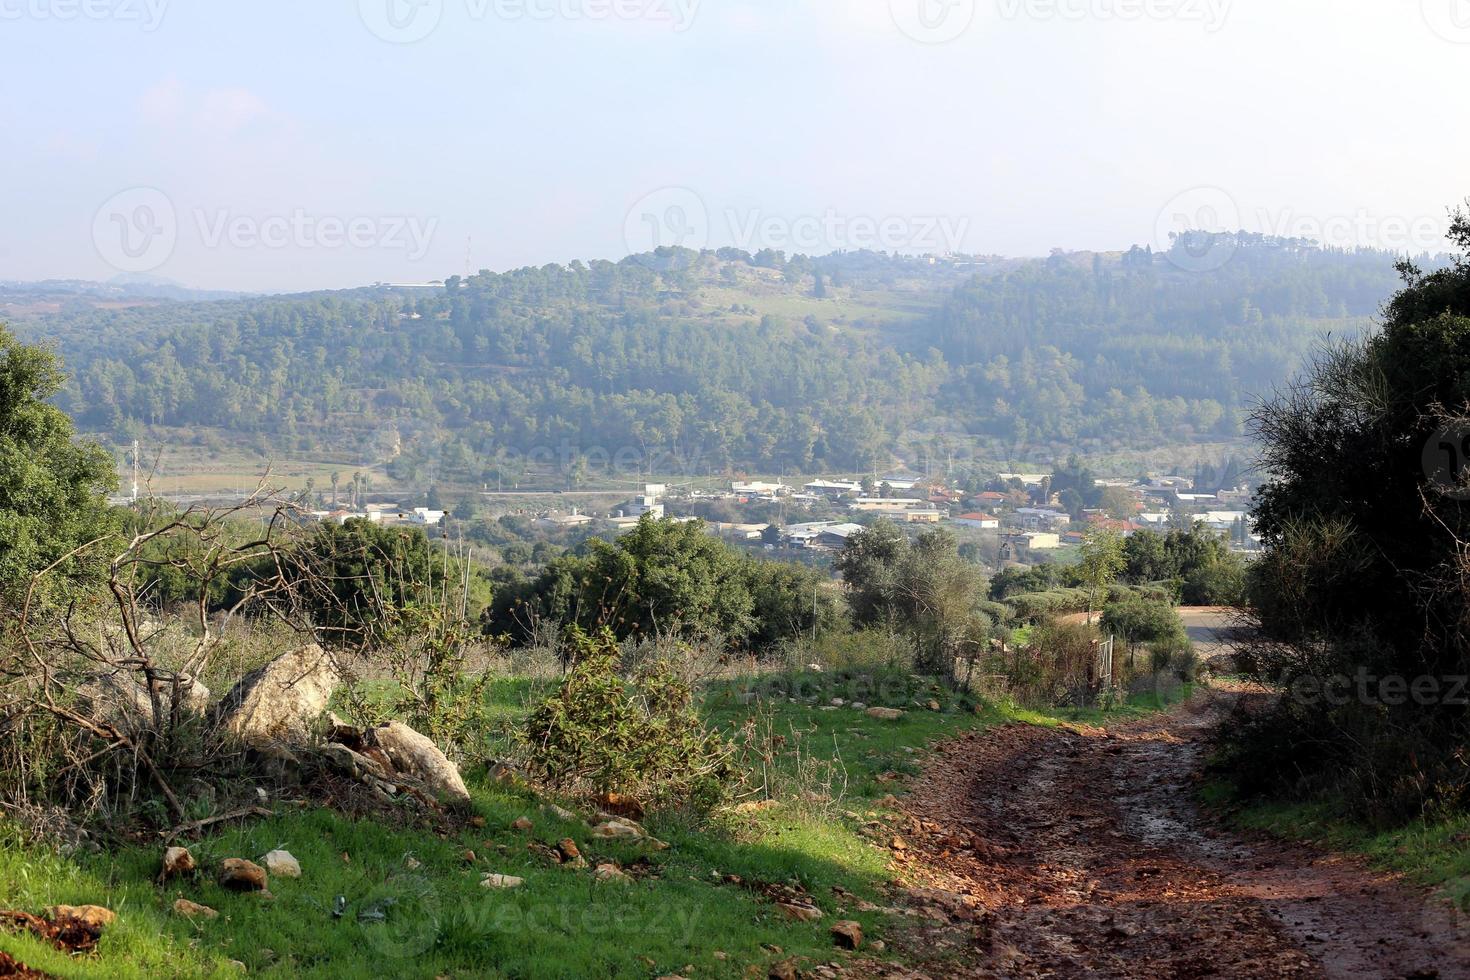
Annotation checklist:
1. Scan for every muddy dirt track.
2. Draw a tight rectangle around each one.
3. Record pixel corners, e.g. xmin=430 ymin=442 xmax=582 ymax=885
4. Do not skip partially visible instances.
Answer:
xmin=871 ymin=690 xmax=1470 ymax=979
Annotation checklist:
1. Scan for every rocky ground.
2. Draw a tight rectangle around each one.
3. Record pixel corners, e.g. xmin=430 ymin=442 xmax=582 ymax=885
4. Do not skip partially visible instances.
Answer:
xmin=869 ymin=689 xmax=1470 ymax=979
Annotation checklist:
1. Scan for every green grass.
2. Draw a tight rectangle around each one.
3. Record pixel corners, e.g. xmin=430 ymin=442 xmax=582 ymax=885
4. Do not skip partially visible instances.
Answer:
xmin=1 ymin=671 xmax=1184 ymax=978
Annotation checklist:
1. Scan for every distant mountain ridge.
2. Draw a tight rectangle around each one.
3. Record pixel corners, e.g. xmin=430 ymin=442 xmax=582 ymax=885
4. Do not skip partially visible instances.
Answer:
xmin=3 ymin=242 xmax=1438 ymax=484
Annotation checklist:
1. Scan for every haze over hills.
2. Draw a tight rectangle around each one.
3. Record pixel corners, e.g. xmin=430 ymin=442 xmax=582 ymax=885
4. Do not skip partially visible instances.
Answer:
xmin=6 ymin=237 xmax=1431 ymax=490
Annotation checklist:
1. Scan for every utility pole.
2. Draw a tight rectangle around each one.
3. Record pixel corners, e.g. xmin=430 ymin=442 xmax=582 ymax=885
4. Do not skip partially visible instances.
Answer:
xmin=131 ymin=439 xmax=139 ymax=503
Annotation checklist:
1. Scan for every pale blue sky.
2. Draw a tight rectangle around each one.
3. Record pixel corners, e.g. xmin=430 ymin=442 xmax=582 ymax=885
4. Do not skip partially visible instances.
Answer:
xmin=1 ymin=0 xmax=1466 ymax=291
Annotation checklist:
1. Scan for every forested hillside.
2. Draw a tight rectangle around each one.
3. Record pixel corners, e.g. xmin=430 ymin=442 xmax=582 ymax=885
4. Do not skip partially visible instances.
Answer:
xmin=11 ymin=240 xmax=1420 ymax=484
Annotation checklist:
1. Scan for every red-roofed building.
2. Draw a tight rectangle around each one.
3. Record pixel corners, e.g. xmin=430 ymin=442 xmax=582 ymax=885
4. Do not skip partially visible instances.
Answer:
xmin=952 ymin=512 xmax=1000 ymax=530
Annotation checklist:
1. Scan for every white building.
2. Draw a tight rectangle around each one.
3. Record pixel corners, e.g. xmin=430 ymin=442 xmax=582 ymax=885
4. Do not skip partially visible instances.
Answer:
xmin=804 ymin=479 xmax=863 ymax=498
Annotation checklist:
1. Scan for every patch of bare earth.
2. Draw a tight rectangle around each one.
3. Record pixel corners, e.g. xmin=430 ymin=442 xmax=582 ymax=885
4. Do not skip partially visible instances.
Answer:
xmin=863 ymin=690 xmax=1470 ymax=979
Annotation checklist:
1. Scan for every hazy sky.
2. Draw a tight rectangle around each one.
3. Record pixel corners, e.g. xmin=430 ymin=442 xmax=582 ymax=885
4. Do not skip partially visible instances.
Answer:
xmin=1 ymin=0 xmax=1467 ymax=292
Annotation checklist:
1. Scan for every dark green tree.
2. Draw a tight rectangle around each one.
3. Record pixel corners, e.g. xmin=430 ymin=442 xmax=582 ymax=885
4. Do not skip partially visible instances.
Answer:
xmin=0 ymin=326 xmax=118 ymax=602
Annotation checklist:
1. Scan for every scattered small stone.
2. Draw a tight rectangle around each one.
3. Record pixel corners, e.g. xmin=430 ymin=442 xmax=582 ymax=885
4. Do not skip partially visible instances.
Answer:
xmin=405 ymin=856 xmax=422 ymax=870
xmin=769 ymin=957 xmax=801 ymax=980
xmin=852 ymin=702 xmax=867 ymax=710
xmin=926 ymin=700 xmax=941 ymax=712
xmin=469 ymin=815 xmax=487 ymax=829
xmin=461 ymin=849 xmax=477 ymax=864
xmin=480 ymin=873 xmax=524 ymax=889
xmin=261 ymin=850 xmax=301 ymax=879
xmin=173 ymin=899 xmax=218 ymax=920
xmin=831 ymin=920 xmax=863 ymax=950
xmin=778 ymin=902 xmax=823 ymax=922
xmin=162 ymin=846 xmax=196 ymax=880
xmin=556 ymin=839 xmax=582 ymax=863
xmin=218 ymin=858 xmax=269 ymax=892
xmin=870 ymin=939 xmax=886 ymax=952
xmin=511 ymin=817 xmax=534 ymax=832
xmin=594 ymin=862 xmax=630 ymax=882
xmin=830 ymin=698 xmax=845 ymax=706
xmin=589 ymin=817 xmax=669 ymax=849
xmin=890 ymin=836 xmax=907 ymax=851
xmin=865 ymin=707 xmax=904 ymax=721
xmin=541 ymin=803 xmax=578 ymax=823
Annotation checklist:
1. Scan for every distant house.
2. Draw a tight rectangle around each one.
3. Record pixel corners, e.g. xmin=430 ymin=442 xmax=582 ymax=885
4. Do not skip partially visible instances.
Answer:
xmin=848 ymin=498 xmax=928 ymax=513
xmin=816 ymin=523 xmax=867 ymax=548
xmin=976 ymin=491 xmax=1007 ymax=505
xmin=902 ymin=509 xmax=945 ymax=523
xmin=732 ymin=481 xmax=788 ymax=496
xmin=620 ymin=486 xmax=665 ymax=520
xmin=997 ymin=472 xmax=1050 ymax=487
xmin=780 ymin=521 xmax=838 ymax=548
xmin=804 ymin=479 xmax=863 ymax=498
xmin=1004 ymin=531 xmax=1061 ymax=551
xmin=409 ymin=507 xmax=444 ymax=527
xmin=535 ymin=512 xmax=595 ymax=529
xmin=709 ymin=522 xmax=769 ymax=540
xmin=952 ymin=512 xmax=1000 ymax=530
xmin=1015 ymin=508 xmax=1070 ymax=530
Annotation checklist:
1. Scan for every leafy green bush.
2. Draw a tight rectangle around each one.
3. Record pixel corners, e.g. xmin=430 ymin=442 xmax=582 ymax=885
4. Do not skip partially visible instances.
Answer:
xmin=521 ymin=627 xmax=735 ymax=811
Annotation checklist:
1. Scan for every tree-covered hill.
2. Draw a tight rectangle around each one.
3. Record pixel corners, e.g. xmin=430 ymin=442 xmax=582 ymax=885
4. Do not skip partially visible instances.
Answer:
xmin=9 ymin=241 xmax=1429 ymax=485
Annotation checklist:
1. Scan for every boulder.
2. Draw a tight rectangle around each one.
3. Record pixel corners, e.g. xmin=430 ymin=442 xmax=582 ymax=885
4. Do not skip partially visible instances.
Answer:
xmin=831 ymin=920 xmax=863 ymax=950
xmin=364 ymin=721 xmax=470 ymax=806
xmin=511 ymin=817 xmax=533 ymax=832
xmin=864 ymin=707 xmax=904 ymax=721
xmin=214 ymin=646 xmax=340 ymax=746
xmin=480 ymin=873 xmax=524 ymax=889
xmin=218 ymin=858 xmax=268 ymax=892
xmin=77 ymin=673 xmax=210 ymax=735
xmin=48 ymin=905 xmax=116 ymax=935
xmin=555 ymin=839 xmax=582 ymax=864
xmin=173 ymin=899 xmax=218 ymax=920
xmin=317 ymin=743 xmax=387 ymax=781
xmin=162 ymin=846 xmax=196 ymax=880
xmin=778 ymin=902 xmax=823 ymax=922
xmin=261 ymin=850 xmax=301 ymax=879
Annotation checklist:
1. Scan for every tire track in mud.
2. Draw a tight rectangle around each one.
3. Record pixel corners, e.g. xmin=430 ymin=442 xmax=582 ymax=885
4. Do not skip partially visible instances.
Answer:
xmin=876 ymin=691 xmax=1470 ymax=979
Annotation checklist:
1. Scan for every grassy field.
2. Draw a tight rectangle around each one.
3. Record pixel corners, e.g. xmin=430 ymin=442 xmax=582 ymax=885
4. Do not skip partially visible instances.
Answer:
xmin=0 ymin=671 xmax=1186 ymax=978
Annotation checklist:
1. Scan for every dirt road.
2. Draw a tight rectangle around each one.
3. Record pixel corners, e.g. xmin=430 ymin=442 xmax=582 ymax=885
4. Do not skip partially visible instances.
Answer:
xmin=875 ymin=691 xmax=1470 ymax=979
xmin=1176 ymin=607 xmax=1250 ymax=666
